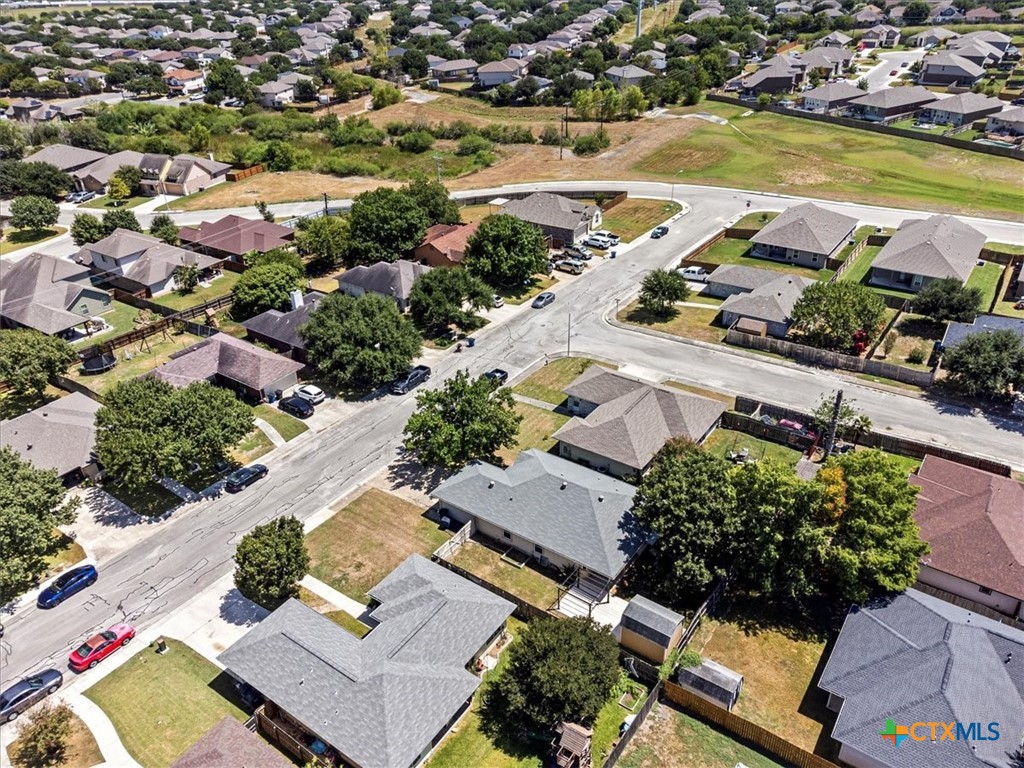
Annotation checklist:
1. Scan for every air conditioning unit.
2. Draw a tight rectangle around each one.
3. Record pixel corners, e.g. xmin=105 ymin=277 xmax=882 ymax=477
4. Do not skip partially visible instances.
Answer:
xmin=440 ymin=515 xmax=451 ymax=529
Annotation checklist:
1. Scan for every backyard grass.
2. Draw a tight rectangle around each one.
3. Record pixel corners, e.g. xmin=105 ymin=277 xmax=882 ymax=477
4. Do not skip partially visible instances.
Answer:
xmin=229 ymin=427 xmax=275 ymax=465
xmin=324 ymin=609 xmax=372 ymax=637
xmin=149 ymin=271 xmax=241 ymax=312
xmin=72 ymin=300 xmax=144 ymax=345
xmin=68 ymin=331 xmax=204 ymax=394
xmin=495 ymin=402 xmax=569 ymax=466
xmin=0 ymin=383 xmax=64 ymax=420
xmin=965 ymin=261 xmax=1004 ymax=313
xmin=308 ymin=272 xmax=343 ymax=293
xmin=994 ymin=265 xmax=1024 ymax=318
xmin=693 ymin=238 xmax=830 ymax=281
xmin=620 ymin=302 xmax=728 ymax=344
xmin=837 ymin=244 xmax=881 ymax=286
xmin=702 ymin=428 xmax=802 ymax=467
xmin=306 ymin=488 xmax=448 ymax=603
xmin=836 ymin=225 xmax=875 ymax=261
xmin=254 ymin=403 xmax=309 ymax=442
xmin=618 ymin=703 xmax=787 ymax=768
xmin=664 ymin=381 xmax=736 ymax=407
xmin=459 ymin=203 xmax=498 ymax=223
xmin=601 ymin=199 xmax=682 ymax=243
xmin=84 ymin=638 xmax=249 ymax=768
xmin=80 ymin=195 xmax=149 ymax=210
xmin=687 ymin=294 xmax=725 ymax=306
xmin=512 ymin=356 xmax=610 ymax=405
xmin=448 ymin=538 xmax=560 ymax=609
xmin=209 ymin=308 xmax=248 ymax=338
xmin=872 ymin=314 xmax=944 ymax=369
xmin=731 ymin=211 xmax=777 ymax=229
xmin=987 ymin=241 xmax=1024 ymax=255
xmin=592 ymin=680 xmax=650 ymax=765
xmin=0 ymin=226 xmax=67 ymax=255
xmin=6 ymin=710 xmax=104 ymax=768
xmin=102 ymin=479 xmax=182 ymax=517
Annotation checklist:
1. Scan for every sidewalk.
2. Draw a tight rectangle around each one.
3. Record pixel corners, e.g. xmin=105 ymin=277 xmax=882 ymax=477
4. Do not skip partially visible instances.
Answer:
xmin=253 ymin=418 xmax=285 ymax=448
xmin=300 ymin=575 xmax=370 ymax=621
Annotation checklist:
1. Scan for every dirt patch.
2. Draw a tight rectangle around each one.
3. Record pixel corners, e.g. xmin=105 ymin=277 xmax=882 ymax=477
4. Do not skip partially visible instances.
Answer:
xmin=170 ymin=172 xmax=400 ymax=211
xmin=634 ymin=140 xmax=728 ymax=174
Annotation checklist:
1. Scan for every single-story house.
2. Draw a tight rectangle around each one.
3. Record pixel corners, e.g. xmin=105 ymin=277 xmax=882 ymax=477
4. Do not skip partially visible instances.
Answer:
xmin=817 ymin=589 xmax=1024 ymax=768
xmin=0 ymin=392 xmax=102 ymax=483
xmin=151 ymin=334 xmax=303 ymax=402
xmin=740 ymin=56 xmax=803 ymax=94
xmin=909 ymin=27 xmax=959 ymax=47
xmin=23 ymin=143 xmax=107 ymax=173
xmin=965 ymin=6 xmax=1002 ymax=21
xmin=5 ymin=100 xmax=83 ymax=124
xmin=919 ymin=92 xmax=1003 ymax=125
xmin=950 ymin=29 xmax=1011 ymax=54
xmin=432 ymin=449 xmax=646 ymax=604
xmin=814 ymin=31 xmax=852 ymax=48
xmin=986 ymin=106 xmax=1024 ymax=137
xmin=0 ymin=252 xmax=111 ymax=338
xmin=178 ymin=215 xmax=295 ymax=261
xmin=476 ymin=58 xmax=528 ymax=87
xmin=719 ymin=274 xmax=815 ymax=338
xmin=911 ymin=455 xmax=1024 ymax=620
xmin=619 ymin=595 xmax=684 ymax=664
xmin=171 ymin=717 xmax=292 ymax=768
xmin=554 ymin=366 xmax=725 ymax=478
xmin=846 ymin=86 xmax=937 ymax=121
xmin=241 ymin=291 xmax=326 ymax=362
xmin=930 ymin=2 xmax=965 ymax=23
xmin=337 ymin=260 xmax=430 ymax=313
xmin=801 ymin=81 xmax=863 ymax=112
xmin=944 ymin=39 xmax=1003 ymax=67
xmin=157 ymin=154 xmax=232 ymax=197
xmin=430 ymin=58 xmax=479 ymax=80
xmin=853 ymin=5 xmax=887 ymax=25
xmin=73 ymin=150 xmax=145 ymax=193
xmin=604 ymin=64 xmax=655 ymax=87
xmin=918 ymin=51 xmax=985 ymax=86
xmin=676 ymin=660 xmax=743 ymax=712
xmin=797 ymin=47 xmax=852 ymax=78
xmin=941 ymin=313 xmax=1024 ymax=350
xmin=219 ymin=555 xmax=513 ymax=768
xmin=869 ymin=214 xmax=985 ymax=292
xmin=860 ymin=23 xmax=900 ymax=48
xmin=414 ymin=222 xmax=480 ymax=268
xmin=749 ymin=202 xmax=858 ymax=269
xmin=704 ymin=265 xmax=782 ymax=299
xmin=500 ymin=193 xmax=601 ymax=245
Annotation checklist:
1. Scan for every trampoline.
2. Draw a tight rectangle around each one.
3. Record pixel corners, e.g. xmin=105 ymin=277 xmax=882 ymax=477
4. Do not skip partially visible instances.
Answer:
xmin=81 ymin=353 xmax=116 ymax=375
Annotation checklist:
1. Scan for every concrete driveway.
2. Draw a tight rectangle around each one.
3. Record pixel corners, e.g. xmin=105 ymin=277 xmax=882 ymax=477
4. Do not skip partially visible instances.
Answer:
xmin=857 ymin=47 xmax=928 ymax=91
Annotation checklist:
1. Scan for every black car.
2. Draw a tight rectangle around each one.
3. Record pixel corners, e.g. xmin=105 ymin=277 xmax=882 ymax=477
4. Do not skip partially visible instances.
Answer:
xmin=279 ymin=395 xmax=314 ymax=418
xmin=651 ymin=226 xmax=669 ymax=238
xmin=1 ymin=669 xmax=63 ymax=723
xmin=391 ymin=365 xmax=431 ymax=395
xmin=225 ymin=464 xmax=268 ymax=493
xmin=484 ymin=369 xmax=509 ymax=386
xmin=37 ymin=564 xmax=98 ymax=609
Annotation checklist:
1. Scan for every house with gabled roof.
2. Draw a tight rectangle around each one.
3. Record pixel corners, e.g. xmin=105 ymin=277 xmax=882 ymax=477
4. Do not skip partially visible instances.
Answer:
xmin=0 ymin=392 xmax=102 ymax=482
xmin=501 ymin=192 xmax=601 ymax=245
xmin=869 ymin=214 xmax=985 ymax=292
xmin=73 ymin=149 xmax=145 ymax=193
xmin=719 ymin=274 xmax=815 ymax=338
xmin=846 ymin=86 xmax=937 ymax=121
xmin=0 ymin=252 xmax=111 ymax=337
xmin=920 ymin=92 xmax=1002 ymax=126
xmin=23 ymin=143 xmax=107 ymax=173
xmin=941 ymin=314 xmax=1024 ymax=350
xmin=178 ymin=215 xmax=295 ymax=261
xmin=337 ymin=260 xmax=430 ymax=313
xmin=241 ymin=291 xmax=325 ymax=362
xmin=414 ymin=222 xmax=480 ymax=268
xmin=749 ymin=202 xmax=858 ymax=269
xmin=801 ymin=80 xmax=864 ymax=113
xmin=919 ymin=51 xmax=985 ymax=86
xmin=604 ymin=64 xmax=655 ymax=86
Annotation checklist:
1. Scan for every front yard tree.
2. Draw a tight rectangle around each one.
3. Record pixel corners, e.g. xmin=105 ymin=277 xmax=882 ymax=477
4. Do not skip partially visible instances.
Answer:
xmin=638 ymin=269 xmax=691 ymax=317
xmin=912 ymin=277 xmax=983 ymax=323
xmin=13 ymin=703 xmax=74 ymax=768
xmin=70 ymin=213 xmax=105 ymax=246
xmin=300 ymin=292 xmax=422 ymax=389
xmin=347 ymin=187 xmax=429 ymax=264
xmin=790 ymin=282 xmax=886 ymax=352
xmin=0 ymin=329 xmax=77 ymax=398
xmin=296 ymin=214 xmax=350 ymax=274
xmin=0 ymin=447 xmax=80 ymax=605
xmin=402 ymin=176 xmax=461 ymax=226
xmin=942 ymin=330 xmax=1024 ymax=399
xmin=106 ymin=175 xmax=131 ymax=204
xmin=96 ymin=378 xmax=253 ymax=489
xmin=232 ymin=262 xmax=304 ymax=319
xmin=234 ymin=516 xmax=310 ymax=608
xmin=408 ymin=268 xmax=492 ymax=335
xmin=488 ymin=617 xmax=620 ymax=731
xmin=403 ymin=370 xmax=522 ymax=469
xmin=464 ymin=214 xmax=548 ymax=288
xmin=149 ymin=213 xmax=180 ymax=245
xmin=9 ymin=195 xmax=59 ymax=234
xmin=101 ymin=208 xmax=142 ymax=235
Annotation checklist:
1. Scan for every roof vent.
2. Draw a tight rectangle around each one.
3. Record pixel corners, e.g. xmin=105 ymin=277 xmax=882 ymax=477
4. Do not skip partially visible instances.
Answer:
xmin=598 ymin=495 xmax=604 ymax=502
xmin=488 ymin=481 xmax=494 ymax=489
xmin=26 ymin=444 xmax=32 ymax=450
xmin=560 ymin=481 xmax=567 ymax=490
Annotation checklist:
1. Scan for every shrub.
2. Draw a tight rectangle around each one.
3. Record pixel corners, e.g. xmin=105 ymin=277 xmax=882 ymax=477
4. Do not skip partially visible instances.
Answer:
xmin=907 ymin=346 xmax=927 ymax=365
xmin=479 ymin=123 xmax=534 ymax=144
xmin=538 ymin=124 xmax=562 ymax=145
xmin=396 ymin=130 xmax=435 ymax=153
xmin=572 ymin=128 xmax=610 ymax=157
xmin=456 ymin=134 xmax=493 ymax=155
xmin=678 ymin=649 xmax=702 ymax=669
xmin=323 ymin=156 xmax=382 ymax=177
xmin=433 ymin=120 xmax=477 ymax=139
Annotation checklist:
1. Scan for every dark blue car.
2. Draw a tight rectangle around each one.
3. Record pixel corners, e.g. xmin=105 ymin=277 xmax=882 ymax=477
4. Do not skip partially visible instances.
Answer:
xmin=37 ymin=564 xmax=98 ymax=609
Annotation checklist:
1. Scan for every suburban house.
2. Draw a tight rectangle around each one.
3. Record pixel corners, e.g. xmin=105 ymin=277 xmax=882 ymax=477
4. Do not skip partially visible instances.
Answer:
xmin=909 ymin=27 xmax=959 ymax=47
xmin=719 ymin=274 xmax=815 ymax=339
xmin=476 ymin=58 xmax=528 ymax=87
xmin=163 ymin=68 xmax=206 ymax=94
xmin=941 ymin=314 xmax=1024 ymax=350
xmin=0 ymin=252 xmax=111 ymax=338
xmin=817 ymin=589 xmax=1024 ymax=768
xmin=553 ymin=366 xmax=725 ymax=478
xmin=814 ymin=30 xmax=852 ymax=47
xmin=137 ymin=153 xmax=173 ymax=194
xmin=845 ymin=86 xmax=937 ymax=121
xmin=77 ymin=229 xmax=222 ymax=297
xmin=414 ymin=222 xmax=480 ymax=268
xmin=749 ymin=202 xmax=858 ymax=269
xmin=869 ymin=215 xmax=985 ymax=292
xmin=432 ymin=449 xmax=648 ymax=616
xmin=704 ymin=265 xmax=781 ymax=298
xmin=859 ymin=23 xmax=900 ymax=48
xmin=258 ymin=80 xmax=295 ymax=108
xmin=178 ymin=215 xmax=295 ymax=261
xmin=219 ymin=554 xmax=514 ymax=768
xmin=619 ymin=595 xmax=684 ymax=664
xmin=985 ymin=106 xmax=1024 ymax=137
xmin=945 ymin=38 xmax=1004 ymax=67
xmin=171 ymin=717 xmax=292 ymax=768
xmin=930 ymin=2 xmax=965 ymax=22
xmin=151 ymin=334 xmax=303 ymax=402
xmin=911 ymin=455 xmax=1024 ymax=620
xmin=501 ymin=193 xmax=601 ymax=245
xmin=604 ymin=64 xmax=655 ymax=86
xmin=337 ymin=260 xmax=431 ymax=313
xmin=919 ymin=51 xmax=985 ymax=86
xmin=24 ymin=143 xmax=106 ymax=173
xmin=740 ymin=56 xmax=804 ymax=94
xmin=430 ymin=58 xmax=479 ymax=80
xmin=158 ymin=155 xmax=232 ymax=196
xmin=0 ymin=392 xmax=102 ymax=483
xmin=919 ymin=92 xmax=1003 ymax=126
xmin=801 ymin=81 xmax=863 ymax=112
xmin=797 ymin=47 xmax=852 ymax=78
xmin=73 ymin=150 xmax=145 ymax=193
xmin=240 ymin=291 xmax=326 ymax=362
xmin=5 ymin=99 xmax=83 ymax=123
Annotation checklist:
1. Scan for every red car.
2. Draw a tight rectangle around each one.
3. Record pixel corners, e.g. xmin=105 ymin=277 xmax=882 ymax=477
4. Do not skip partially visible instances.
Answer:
xmin=889 ymin=69 xmax=898 ymax=76
xmin=68 ymin=624 xmax=135 ymax=672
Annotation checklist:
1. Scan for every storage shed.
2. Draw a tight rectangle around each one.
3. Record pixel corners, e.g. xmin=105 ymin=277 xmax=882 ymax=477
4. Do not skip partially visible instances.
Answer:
xmin=619 ymin=595 xmax=684 ymax=663
xmin=677 ymin=658 xmax=744 ymax=711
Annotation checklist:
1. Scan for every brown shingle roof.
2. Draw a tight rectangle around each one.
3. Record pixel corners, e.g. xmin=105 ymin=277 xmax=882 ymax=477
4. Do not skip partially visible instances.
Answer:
xmin=871 ymin=214 xmax=985 ymax=282
xmin=170 ymin=717 xmax=292 ymax=768
xmin=151 ymin=334 xmax=303 ymax=391
xmin=178 ymin=215 xmax=294 ymax=257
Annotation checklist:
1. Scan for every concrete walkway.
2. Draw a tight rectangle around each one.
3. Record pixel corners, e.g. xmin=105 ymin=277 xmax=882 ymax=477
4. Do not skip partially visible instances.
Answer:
xmin=253 ymin=418 xmax=285 ymax=448
xmin=157 ymin=477 xmax=200 ymax=503
xmin=511 ymin=393 xmax=559 ymax=412
xmin=300 ymin=574 xmax=370 ymax=621
xmin=60 ymin=692 xmax=141 ymax=768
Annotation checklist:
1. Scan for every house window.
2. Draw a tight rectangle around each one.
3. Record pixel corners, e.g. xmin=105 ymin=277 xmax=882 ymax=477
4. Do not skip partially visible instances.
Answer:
xmin=502 ymin=530 xmax=512 ymax=540
xmin=979 ymin=586 xmax=993 ymax=595
xmin=534 ymin=545 xmax=543 ymax=555
xmin=811 ymin=256 xmax=818 ymax=263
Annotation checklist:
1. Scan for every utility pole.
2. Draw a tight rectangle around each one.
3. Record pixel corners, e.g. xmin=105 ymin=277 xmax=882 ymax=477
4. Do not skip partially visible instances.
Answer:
xmin=567 ymin=312 xmax=571 ymax=357
xmin=635 ymin=0 xmax=643 ymax=39
xmin=432 ymin=153 xmax=442 ymax=184
xmin=823 ymin=389 xmax=843 ymax=460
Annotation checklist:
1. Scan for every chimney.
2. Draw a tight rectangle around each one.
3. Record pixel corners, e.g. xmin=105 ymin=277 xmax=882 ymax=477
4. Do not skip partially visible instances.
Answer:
xmin=208 ymin=152 xmax=215 ymax=162
xmin=289 ymin=289 xmax=303 ymax=310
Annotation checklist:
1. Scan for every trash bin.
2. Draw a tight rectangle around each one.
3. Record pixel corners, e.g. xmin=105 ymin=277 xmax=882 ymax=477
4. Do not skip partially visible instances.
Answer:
xmin=610 ymin=250 xmax=617 ymax=259
xmin=466 ymin=337 xmax=476 ymax=348
xmin=273 ymin=389 xmax=283 ymax=402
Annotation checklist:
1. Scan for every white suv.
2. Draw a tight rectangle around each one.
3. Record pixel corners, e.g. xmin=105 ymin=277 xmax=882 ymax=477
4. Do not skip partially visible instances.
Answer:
xmin=582 ymin=234 xmax=613 ymax=250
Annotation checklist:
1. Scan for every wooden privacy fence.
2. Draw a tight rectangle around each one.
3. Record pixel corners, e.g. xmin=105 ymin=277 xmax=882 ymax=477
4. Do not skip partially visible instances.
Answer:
xmin=662 ymin=682 xmax=840 ymax=768
xmin=226 ymin=164 xmax=264 ymax=182
xmin=678 ymin=577 xmax=728 ymax=650
xmin=601 ymin=681 xmax=662 ymax=768
xmin=826 ymin=237 xmax=868 ymax=277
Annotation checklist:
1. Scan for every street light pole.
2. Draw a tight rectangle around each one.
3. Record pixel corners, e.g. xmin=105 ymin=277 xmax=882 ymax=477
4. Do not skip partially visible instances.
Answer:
xmin=432 ymin=153 xmax=442 ymax=184
xmin=567 ymin=311 xmax=571 ymax=357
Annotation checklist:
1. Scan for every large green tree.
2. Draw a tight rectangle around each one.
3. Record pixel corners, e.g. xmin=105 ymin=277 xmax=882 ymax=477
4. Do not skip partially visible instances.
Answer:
xmin=70 ymin=213 xmax=106 ymax=246
xmin=0 ymin=447 xmax=80 ymax=605
xmin=0 ymin=160 xmax=73 ymax=199
xmin=95 ymin=378 xmax=254 ymax=489
xmin=295 ymin=214 xmax=350 ymax=274
xmin=234 ymin=516 xmax=310 ymax=608
xmin=402 ymin=176 xmax=461 ymax=227
xmin=403 ymin=370 xmax=522 ymax=469
xmin=464 ymin=214 xmax=549 ymax=288
xmin=12 ymin=703 xmax=74 ymax=766
xmin=0 ymin=120 xmax=26 ymax=159
xmin=942 ymin=330 xmax=1024 ymax=399
xmin=300 ymin=292 xmax=422 ymax=389
xmin=912 ymin=277 xmax=983 ymax=323
xmin=790 ymin=282 xmax=886 ymax=351
xmin=149 ymin=213 xmax=180 ymax=245
xmin=347 ymin=187 xmax=429 ymax=264
xmin=0 ymin=330 xmax=77 ymax=398
xmin=233 ymin=262 xmax=304 ymax=319
xmin=638 ymin=268 xmax=691 ymax=317
xmin=487 ymin=617 xmax=620 ymax=731
xmin=9 ymin=195 xmax=59 ymax=234
xmin=101 ymin=208 xmax=142 ymax=234
xmin=408 ymin=268 xmax=492 ymax=334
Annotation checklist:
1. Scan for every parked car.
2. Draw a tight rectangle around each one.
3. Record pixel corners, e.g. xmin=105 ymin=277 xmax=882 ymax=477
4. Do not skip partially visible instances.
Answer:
xmin=225 ymin=464 xmax=268 ymax=493
xmin=279 ymin=395 xmax=314 ymax=418
xmin=1 ymin=669 xmax=63 ymax=722
xmin=1011 ymin=97 xmax=1024 ymax=106
xmin=484 ymin=369 xmax=509 ymax=385
xmin=900 ymin=61 xmax=909 ymax=67
xmin=492 ymin=294 xmax=505 ymax=308
xmin=294 ymin=384 xmax=325 ymax=404
xmin=592 ymin=230 xmax=620 ymax=246
xmin=582 ymin=234 xmax=613 ymax=250
xmin=532 ymin=291 xmax=556 ymax=309
xmin=554 ymin=259 xmax=585 ymax=275
xmin=563 ymin=245 xmax=593 ymax=260
xmin=651 ymin=226 xmax=669 ymax=238
xmin=37 ymin=564 xmax=98 ymax=609
xmin=391 ymin=365 xmax=431 ymax=394
xmin=68 ymin=624 xmax=135 ymax=672
xmin=80 ymin=191 xmax=98 ymax=202
xmin=65 ymin=191 xmax=87 ymax=204
xmin=679 ymin=266 xmax=709 ymax=282
xmin=778 ymin=99 xmax=795 ymax=107
xmin=889 ymin=69 xmax=898 ymax=76
xmin=189 ymin=92 xmax=205 ymax=101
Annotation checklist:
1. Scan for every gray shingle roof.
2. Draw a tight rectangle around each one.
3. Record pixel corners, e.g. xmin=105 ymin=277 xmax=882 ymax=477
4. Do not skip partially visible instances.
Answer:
xmin=338 ymin=260 xmax=430 ymax=302
xmin=924 ymin=91 xmax=1002 ymax=115
xmin=848 ymin=85 xmax=937 ymax=110
xmin=719 ymin=274 xmax=815 ymax=324
xmin=218 ymin=555 xmax=512 ymax=768
xmin=941 ymin=313 xmax=1024 ymax=349
xmin=677 ymin=659 xmax=743 ymax=702
xmin=240 ymin=292 xmax=325 ymax=350
xmin=818 ymin=589 xmax=1024 ymax=768
xmin=152 ymin=334 xmax=303 ymax=390
xmin=0 ymin=392 xmax=100 ymax=476
xmin=622 ymin=595 xmax=683 ymax=644
xmin=0 ymin=252 xmax=105 ymax=335
xmin=801 ymin=80 xmax=864 ymax=104
xmin=872 ymin=215 xmax=985 ymax=283
xmin=923 ymin=51 xmax=985 ymax=78
xmin=432 ymin=449 xmax=645 ymax=579
xmin=501 ymin=193 xmax=599 ymax=234
xmin=749 ymin=202 xmax=858 ymax=255
xmin=77 ymin=230 xmax=220 ymax=289
xmin=706 ymin=264 xmax=785 ymax=292
xmin=74 ymin=150 xmax=145 ymax=185
xmin=24 ymin=143 xmax=107 ymax=171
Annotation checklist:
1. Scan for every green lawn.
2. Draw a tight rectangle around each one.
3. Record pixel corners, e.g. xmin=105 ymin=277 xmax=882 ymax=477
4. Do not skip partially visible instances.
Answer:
xmin=512 ymin=357 xmax=611 ymax=405
xmin=695 ymin=238 xmax=830 ymax=281
xmin=838 ymin=245 xmax=882 ymax=286
xmin=229 ymin=427 xmax=275 ymax=465
xmin=641 ymin=102 xmax=1024 ymax=218
xmin=79 ymin=195 xmax=150 ymax=210
xmin=592 ymin=681 xmax=650 ymax=765
xmin=889 ymin=117 xmax=949 ymax=136
xmin=601 ymin=199 xmax=682 ymax=243
xmin=149 ymin=271 xmax=241 ymax=312
xmin=966 ymin=262 xmax=1004 ymax=313
xmin=620 ymin=302 xmax=728 ymax=344
xmin=43 ymin=531 xmax=87 ymax=578
xmin=498 ymin=275 xmax=557 ymax=306
xmin=664 ymin=381 xmax=736 ymax=407
xmin=254 ymin=403 xmax=309 ymax=442
xmin=495 ymin=402 xmax=569 ymax=466
xmin=68 ymin=332 xmax=205 ymax=395
xmin=987 ymin=241 xmax=1024 ymax=255
xmin=0 ymin=226 xmax=67 ymax=255
xmin=702 ymin=428 xmax=803 ymax=467
xmin=84 ymin=639 xmax=250 ymax=768
xmin=73 ymin=301 xmax=143 ymax=345
xmin=306 ymin=488 xmax=448 ymax=603
xmin=448 ymin=538 xmax=560 ymax=609
xmin=836 ymin=225 xmax=875 ymax=261
xmin=732 ymin=211 xmax=777 ymax=229
xmin=324 ymin=609 xmax=371 ymax=638
xmin=102 ymin=479 xmax=182 ymax=517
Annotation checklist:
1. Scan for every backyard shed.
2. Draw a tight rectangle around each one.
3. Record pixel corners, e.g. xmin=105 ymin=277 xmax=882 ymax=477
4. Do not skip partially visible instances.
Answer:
xmin=619 ymin=595 xmax=684 ymax=663
xmin=677 ymin=658 xmax=744 ymax=711
xmin=551 ymin=722 xmax=593 ymax=768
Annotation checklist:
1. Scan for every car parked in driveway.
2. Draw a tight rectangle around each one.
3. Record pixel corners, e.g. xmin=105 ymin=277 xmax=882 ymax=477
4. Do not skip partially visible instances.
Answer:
xmin=1 ymin=669 xmax=63 ymax=722
xmin=592 ymin=230 xmax=620 ymax=246
xmin=37 ymin=564 xmax=98 ymax=609
xmin=293 ymin=384 xmax=325 ymax=404
xmin=651 ymin=226 xmax=669 ymax=238
xmin=678 ymin=266 xmax=709 ymax=282
xmin=563 ymin=245 xmax=593 ymax=260
xmin=582 ymin=234 xmax=613 ymax=250
xmin=532 ymin=291 xmax=556 ymax=308
xmin=484 ymin=369 xmax=509 ymax=385
xmin=279 ymin=395 xmax=314 ymax=418
xmin=492 ymin=294 xmax=505 ymax=308
xmin=554 ymin=259 xmax=585 ymax=275
xmin=69 ymin=624 xmax=135 ymax=672
xmin=225 ymin=464 xmax=268 ymax=493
